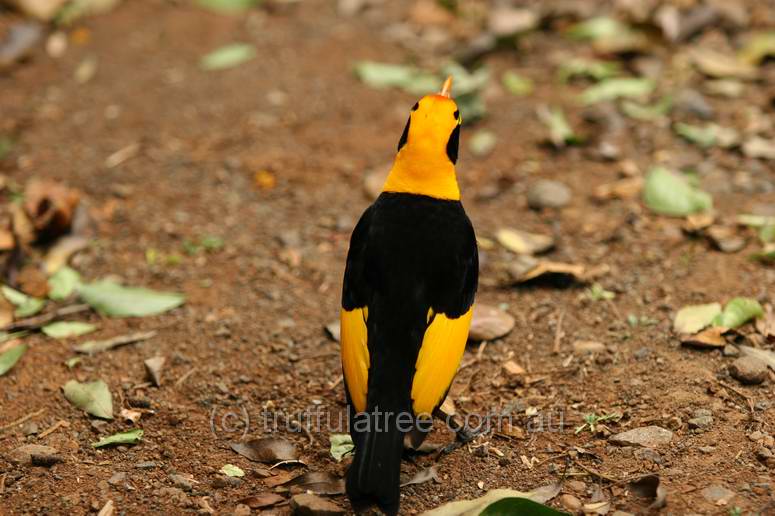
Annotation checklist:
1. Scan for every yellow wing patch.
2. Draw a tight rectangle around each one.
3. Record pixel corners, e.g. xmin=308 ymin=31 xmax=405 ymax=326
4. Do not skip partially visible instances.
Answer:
xmin=341 ymin=307 xmax=369 ymax=413
xmin=411 ymin=307 xmax=473 ymax=416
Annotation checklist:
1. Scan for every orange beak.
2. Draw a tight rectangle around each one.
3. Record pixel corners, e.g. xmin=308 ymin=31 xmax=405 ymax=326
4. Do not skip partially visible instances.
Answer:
xmin=439 ymin=76 xmax=453 ymax=98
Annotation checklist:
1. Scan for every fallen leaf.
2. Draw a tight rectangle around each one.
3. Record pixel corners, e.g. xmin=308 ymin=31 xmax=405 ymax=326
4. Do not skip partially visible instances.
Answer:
xmin=713 ymin=298 xmax=764 ymax=329
xmin=120 ymin=408 xmax=142 ymax=424
xmin=75 ymin=331 xmax=156 ymax=354
xmin=674 ymin=123 xmax=739 ymax=149
xmin=621 ymin=96 xmax=673 ymax=121
xmin=536 ymin=105 xmax=580 ymax=148
xmin=0 ymin=343 xmax=27 ymax=376
xmin=287 ymin=471 xmax=345 ymax=495
xmin=200 ymin=43 xmax=256 ymax=71
xmin=673 ymin=303 xmax=722 ymax=334
xmin=239 ymin=493 xmax=284 ymax=509
xmin=680 ymin=327 xmax=727 ymax=349
xmin=221 ymin=464 xmax=245 ymax=477
xmin=47 ymin=266 xmax=82 ymax=300
xmin=558 ymin=58 xmax=619 ymax=82
xmin=580 ymin=78 xmax=654 ymax=105
xmin=329 ymin=433 xmax=354 ymax=462
xmin=144 ymin=355 xmax=166 ymax=387
xmin=63 ymin=379 xmax=113 ymax=419
xmin=706 ymin=226 xmax=746 ymax=253
xmin=468 ymin=130 xmax=497 ymax=157
xmin=231 ymin=438 xmax=298 ymax=463
xmin=643 ymin=167 xmax=712 ymax=217
xmin=508 ymin=257 xmax=597 ymax=284
xmin=195 ymin=0 xmax=260 ymax=13
xmin=495 ymin=228 xmax=554 ymax=255
xmin=690 ymin=48 xmax=758 ymax=80
xmin=92 ymin=429 xmax=143 ymax=448
xmin=423 ymin=484 xmax=560 ymax=515
xmin=738 ymin=346 xmax=775 ymax=372
xmin=593 ymin=177 xmax=643 ymax=201
xmin=23 ymin=179 xmax=80 ymax=241
xmin=44 ymin=235 xmax=90 ymax=275
xmin=77 ymin=280 xmax=184 ymax=317
xmin=742 ymin=137 xmax=775 ymax=160
xmin=401 ymin=466 xmax=439 ymax=487
xmin=468 ymin=304 xmax=515 ymax=341
xmin=738 ymin=31 xmax=775 ymax=65
xmin=566 ymin=16 xmax=628 ymax=41
xmin=42 ymin=321 xmax=96 ymax=339
xmin=479 ymin=497 xmax=564 ymax=516
xmin=353 ymin=61 xmax=438 ymax=94
xmin=501 ymin=70 xmax=533 ymax=96
xmin=583 ymin=501 xmax=611 ymax=514
xmin=755 ymin=305 xmax=775 ymax=339
xmin=1 ymin=286 xmax=45 ymax=318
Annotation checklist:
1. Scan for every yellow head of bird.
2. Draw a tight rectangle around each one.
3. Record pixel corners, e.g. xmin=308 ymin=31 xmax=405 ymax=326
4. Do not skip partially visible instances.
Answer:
xmin=396 ymin=76 xmax=462 ymax=165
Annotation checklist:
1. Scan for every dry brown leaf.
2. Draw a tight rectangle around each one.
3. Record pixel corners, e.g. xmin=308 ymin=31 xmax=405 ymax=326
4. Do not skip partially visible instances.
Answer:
xmin=231 ymin=438 xmax=298 ymax=463
xmin=23 ymin=179 xmax=80 ymax=242
xmin=16 ymin=265 xmax=49 ymax=298
xmin=680 ymin=326 xmax=727 ymax=349
xmin=43 ymin=235 xmax=90 ymax=274
xmin=593 ymin=177 xmax=643 ymax=201
xmin=684 ymin=212 xmax=715 ymax=233
xmin=144 ymin=355 xmax=166 ymax=387
xmin=239 ymin=493 xmax=285 ymax=509
xmin=495 ymin=228 xmax=554 ymax=255
xmin=263 ymin=470 xmax=296 ymax=488
xmin=287 ymin=471 xmax=345 ymax=495
xmin=689 ymin=48 xmax=758 ymax=80
xmin=0 ymin=296 xmax=14 ymax=328
xmin=755 ymin=304 xmax=775 ymax=339
xmin=706 ymin=226 xmax=746 ymax=253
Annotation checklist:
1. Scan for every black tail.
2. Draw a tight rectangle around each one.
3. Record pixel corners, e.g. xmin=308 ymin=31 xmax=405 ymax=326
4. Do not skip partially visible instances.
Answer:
xmin=346 ymin=408 xmax=405 ymax=515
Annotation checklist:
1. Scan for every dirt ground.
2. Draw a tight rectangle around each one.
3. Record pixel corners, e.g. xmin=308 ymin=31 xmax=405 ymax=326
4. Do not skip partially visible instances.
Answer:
xmin=1 ymin=0 xmax=774 ymax=514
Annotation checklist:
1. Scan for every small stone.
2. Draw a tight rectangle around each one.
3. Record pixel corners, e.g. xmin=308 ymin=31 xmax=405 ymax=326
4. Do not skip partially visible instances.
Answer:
xmin=488 ymin=8 xmax=538 ymax=37
xmin=722 ymin=345 xmax=740 ymax=357
xmin=469 ymin=304 xmax=515 ymax=341
xmin=729 ymin=356 xmax=768 ymax=385
xmin=698 ymin=446 xmax=716 ymax=453
xmin=566 ymin=480 xmax=586 ymax=493
xmin=701 ymin=484 xmax=735 ymax=505
xmin=233 ymin=504 xmax=251 ymax=516
xmin=212 ymin=476 xmax=243 ymax=489
xmin=21 ymin=422 xmax=39 ymax=435
xmin=611 ymin=512 xmax=635 ymax=516
xmin=526 ymin=180 xmax=572 ymax=210
xmin=135 ymin=461 xmax=157 ymax=469
xmin=108 ymin=472 xmax=127 ymax=486
xmin=633 ymin=347 xmax=651 ymax=360
xmin=688 ymin=415 xmax=713 ymax=429
xmin=572 ymin=340 xmax=606 ymax=354
xmin=748 ymin=431 xmax=765 ymax=442
xmin=502 ymin=360 xmax=526 ymax=377
xmin=169 ymin=473 xmax=195 ymax=492
xmin=7 ymin=444 xmax=59 ymax=465
xmin=610 ymin=426 xmax=674 ymax=448
xmin=559 ymin=494 xmax=582 ymax=512
xmin=634 ymin=448 xmax=662 ymax=464
xmin=674 ymin=89 xmax=714 ymax=119
xmin=290 ymin=493 xmax=345 ymax=515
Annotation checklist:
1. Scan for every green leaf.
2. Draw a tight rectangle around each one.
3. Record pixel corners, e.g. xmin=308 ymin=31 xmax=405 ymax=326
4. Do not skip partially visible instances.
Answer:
xmin=0 ymin=344 xmax=27 ymax=376
xmin=468 ymin=130 xmax=497 ymax=157
xmin=220 ymin=464 xmax=245 ymax=477
xmin=558 ymin=58 xmax=620 ymax=82
xmin=675 ymin=123 xmax=716 ymax=148
xmin=737 ymin=214 xmax=775 ymax=228
xmin=92 ymin=429 xmax=143 ymax=448
xmin=77 ymin=280 xmax=184 ymax=317
xmin=200 ymin=43 xmax=256 ymax=71
xmin=42 ymin=321 xmax=97 ymax=339
xmin=642 ymin=167 xmax=713 ymax=217
xmin=759 ymin=225 xmax=775 ymax=244
xmin=580 ymin=78 xmax=654 ymax=105
xmin=1 ymin=286 xmax=45 ymax=318
xmin=330 ymin=433 xmax=354 ymax=462
xmin=537 ymin=106 xmax=580 ymax=147
xmin=586 ymin=283 xmax=615 ymax=301
xmin=48 ymin=266 xmax=82 ymax=301
xmin=0 ymin=136 xmax=13 ymax=160
xmin=63 ymin=379 xmax=113 ymax=419
xmin=353 ymin=61 xmax=438 ymax=94
xmin=567 ymin=17 xmax=628 ymax=41
xmin=65 ymin=356 xmax=82 ymax=369
xmin=621 ymin=96 xmax=672 ymax=120
xmin=501 ymin=70 xmax=533 ymax=96
xmin=480 ymin=497 xmax=566 ymax=516
xmin=201 ymin=235 xmax=224 ymax=252
xmin=713 ymin=298 xmax=764 ymax=329
xmin=673 ymin=303 xmax=722 ymax=334
xmin=194 ymin=0 xmax=260 ymax=14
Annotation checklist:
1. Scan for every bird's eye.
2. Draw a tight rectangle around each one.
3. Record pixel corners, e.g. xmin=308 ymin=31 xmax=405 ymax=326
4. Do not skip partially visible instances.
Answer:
xmin=411 ymin=102 xmax=420 ymax=111
xmin=453 ymin=110 xmax=459 ymax=120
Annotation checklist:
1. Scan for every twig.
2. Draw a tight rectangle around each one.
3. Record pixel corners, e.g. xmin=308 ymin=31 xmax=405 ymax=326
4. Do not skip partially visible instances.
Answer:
xmin=75 ymin=330 xmax=157 ymax=354
xmin=38 ymin=420 xmax=69 ymax=439
xmin=717 ymin=380 xmax=755 ymax=414
xmin=573 ymin=459 xmax=624 ymax=485
xmin=1 ymin=304 xmax=90 ymax=331
xmin=329 ymin=374 xmax=343 ymax=391
xmin=0 ymin=473 xmax=6 ymax=495
xmin=552 ymin=310 xmax=565 ymax=354
xmin=0 ymin=408 xmax=46 ymax=434
xmin=175 ymin=367 xmax=198 ymax=388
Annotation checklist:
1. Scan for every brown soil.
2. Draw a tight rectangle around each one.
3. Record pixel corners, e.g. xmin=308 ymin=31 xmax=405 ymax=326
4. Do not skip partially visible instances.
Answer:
xmin=1 ymin=1 xmax=774 ymax=515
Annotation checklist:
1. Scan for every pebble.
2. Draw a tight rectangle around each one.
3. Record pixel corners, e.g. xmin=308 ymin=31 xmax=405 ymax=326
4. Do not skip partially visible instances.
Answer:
xmin=21 ymin=422 xmax=39 ymax=436
xmin=748 ymin=431 xmax=765 ymax=441
xmin=169 ymin=473 xmax=195 ymax=492
xmin=290 ymin=493 xmax=345 ymax=515
xmin=108 ymin=472 xmax=127 ymax=486
xmin=7 ymin=444 xmax=60 ymax=465
xmin=468 ymin=304 xmax=515 ymax=341
xmin=566 ymin=480 xmax=586 ymax=493
xmin=233 ymin=504 xmax=251 ymax=516
xmin=701 ymin=484 xmax=735 ymax=505
xmin=559 ymin=493 xmax=582 ymax=512
xmin=526 ymin=180 xmax=572 ymax=210
xmin=212 ymin=476 xmax=243 ymax=489
xmin=610 ymin=426 xmax=674 ymax=448
xmin=688 ymin=415 xmax=713 ymax=429
xmin=634 ymin=448 xmax=662 ymax=464
xmin=674 ymin=89 xmax=714 ymax=119
xmin=135 ymin=461 xmax=157 ymax=469
xmin=729 ymin=356 xmax=768 ymax=385
xmin=633 ymin=347 xmax=651 ymax=360
xmin=722 ymin=345 xmax=740 ymax=357
xmin=488 ymin=7 xmax=539 ymax=36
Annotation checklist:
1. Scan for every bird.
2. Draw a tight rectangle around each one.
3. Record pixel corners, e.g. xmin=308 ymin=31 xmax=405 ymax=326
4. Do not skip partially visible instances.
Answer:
xmin=340 ymin=76 xmax=478 ymax=515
